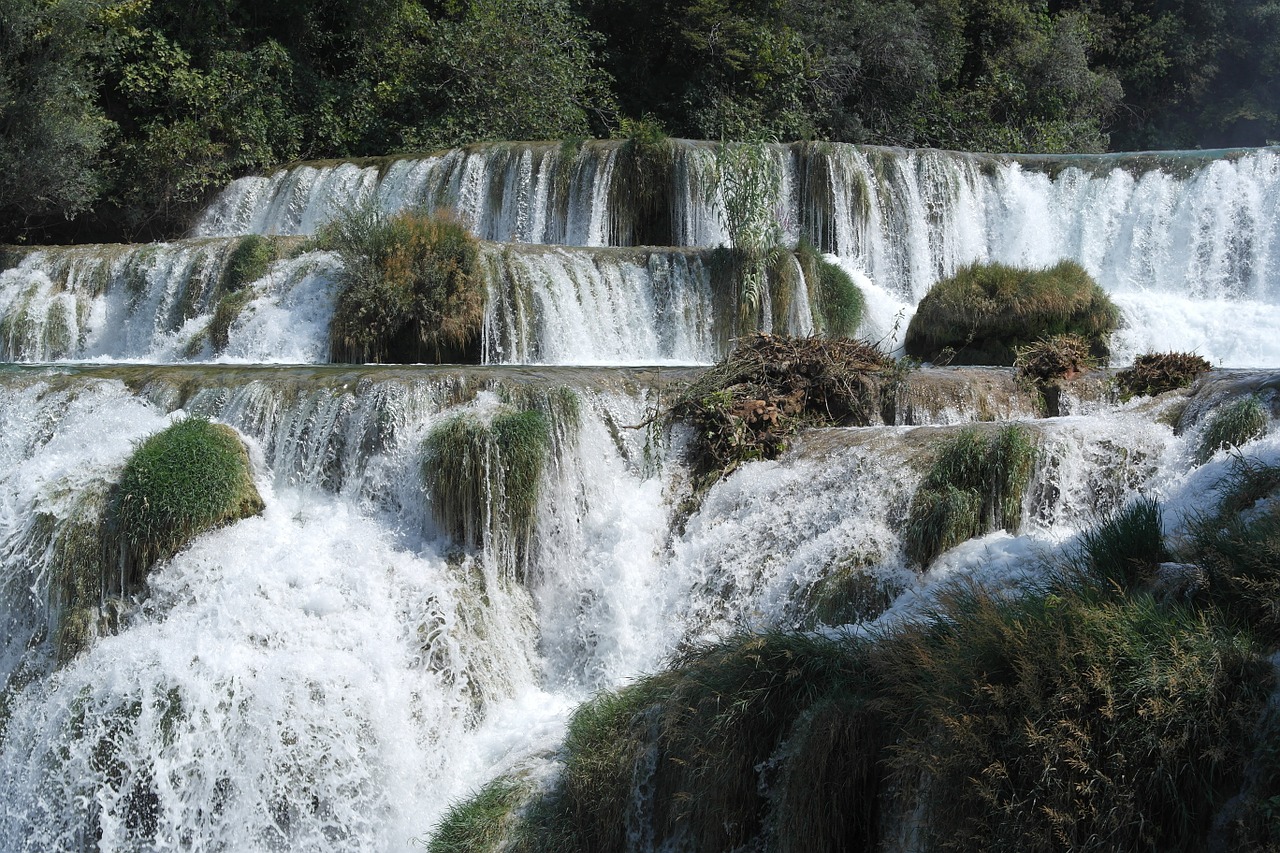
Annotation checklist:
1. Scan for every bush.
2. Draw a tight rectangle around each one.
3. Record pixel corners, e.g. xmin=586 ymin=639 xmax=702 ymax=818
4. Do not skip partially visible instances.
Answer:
xmin=904 ymin=261 xmax=1119 ymax=366
xmin=796 ymin=239 xmax=863 ymax=338
xmin=108 ymin=417 xmax=263 ymax=588
xmin=903 ymin=425 xmax=1037 ymax=566
xmin=421 ymin=407 xmax=550 ymax=577
xmin=1115 ymin=351 xmax=1212 ymax=399
xmin=1196 ymin=395 xmax=1269 ymax=464
xmin=321 ymin=206 xmax=485 ymax=364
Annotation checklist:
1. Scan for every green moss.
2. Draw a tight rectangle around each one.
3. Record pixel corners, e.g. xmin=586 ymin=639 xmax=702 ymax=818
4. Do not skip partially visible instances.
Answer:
xmin=421 ymin=406 xmax=551 ymax=575
xmin=221 ymin=234 xmax=273 ymax=293
xmin=800 ymin=556 xmax=899 ymax=627
xmin=108 ymin=417 xmax=263 ymax=587
xmin=904 ymin=260 xmax=1120 ymax=366
xmin=903 ymin=425 xmax=1036 ymax=566
xmin=796 ymin=239 xmax=863 ymax=338
xmin=428 ymin=776 xmax=531 ymax=853
xmin=1196 ymin=395 xmax=1269 ymax=463
xmin=321 ymin=206 xmax=486 ymax=364
xmin=1115 ymin=351 xmax=1211 ymax=400
xmin=49 ymin=484 xmax=111 ymax=662
xmin=208 ymin=288 xmax=254 ymax=353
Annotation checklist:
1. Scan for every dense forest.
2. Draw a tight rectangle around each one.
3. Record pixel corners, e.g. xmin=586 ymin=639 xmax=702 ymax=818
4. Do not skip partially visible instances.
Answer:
xmin=1 ymin=0 xmax=1278 ymax=243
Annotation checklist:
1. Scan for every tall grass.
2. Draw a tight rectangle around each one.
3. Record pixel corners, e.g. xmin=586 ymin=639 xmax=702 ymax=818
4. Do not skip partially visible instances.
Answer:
xmin=796 ymin=238 xmax=863 ymax=338
xmin=1196 ymin=394 xmax=1269 ymax=463
xmin=321 ymin=204 xmax=484 ymax=364
xmin=904 ymin=425 xmax=1037 ymax=566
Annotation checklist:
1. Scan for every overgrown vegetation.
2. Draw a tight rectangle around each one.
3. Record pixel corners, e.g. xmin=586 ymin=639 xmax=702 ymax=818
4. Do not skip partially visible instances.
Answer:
xmin=321 ymin=206 xmax=484 ymax=364
xmin=1115 ymin=351 xmax=1213 ymax=399
xmin=1015 ymin=333 xmax=1096 ymax=415
xmin=708 ymin=141 xmax=784 ymax=333
xmin=421 ymin=404 xmax=553 ymax=578
xmin=905 ymin=261 xmax=1119 ymax=366
xmin=903 ymin=425 xmax=1037 ymax=566
xmin=1196 ymin=395 xmax=1270 ymax=464
xmin=221 ymin=235 xmax=273 ymax=292
xmin=107 ymin=417 xmax=263 ymax=590
xmin=669 ymin=334 xmax=892 ymax=486
xmin=434 ymin=477 xmax=1279 ymax=851
xmin=796 ymin=239 xmax=863 ymax=338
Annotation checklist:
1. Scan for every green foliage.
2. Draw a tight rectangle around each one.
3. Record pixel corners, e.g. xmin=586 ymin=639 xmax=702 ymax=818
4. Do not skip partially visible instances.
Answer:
xmin=421 ymin=406 xmax=551 ymax=577
xmin=905 ymin=260 xmax=1119 ymax=366
xmin=880 ymin=583 xmax=1266 ymax=852
xmin=1196 ymin=395 xmax=1270 ymax=464
xmin=904 ymin=425 xmax=1037 ymax=566
xmin=108 ymin=417 xmax=263 ymax=588
xmin=428 ymin=776 xmax=531 ymax=853
xmin=1073 ymin=497 xmax=1167 ymax=593
xmin=321 ymin=205 xmax=484 ymax=364
xmin=221 ymin=235 xmax=273 ymax=292
xmin=1115 ymin=351 xmax=1212 ymax=399
xmin=796 ymin=239 xmax=863 ymax=338
xmin=708 ymin=141 xmax=785 ymax=332
xmin=0 ymin=0 xmax=111 ymax=241
xmin=609 ymin=122 xmax=675 ymax=246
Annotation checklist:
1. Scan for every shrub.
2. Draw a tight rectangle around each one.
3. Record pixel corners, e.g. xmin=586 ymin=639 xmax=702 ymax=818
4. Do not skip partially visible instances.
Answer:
xmin=904 ymin=260 xmax=1119 ymax=366
xmin=108 ymin=417 xmax=263 ymax=588
xmin=903 ymin=425 xmax=1037 ymax=566
xmin=1195 ymin=395 xmax=1269 ymax=463
xmin=796 ymin=239 xmax=863 ymax=338
xmin=321 ymin=205 xmax=485 ymax=364
xmin=1115 ymin=351 xmax=1211 ymax=399
xmin=421 ymin=407 xmax=550 ymax=577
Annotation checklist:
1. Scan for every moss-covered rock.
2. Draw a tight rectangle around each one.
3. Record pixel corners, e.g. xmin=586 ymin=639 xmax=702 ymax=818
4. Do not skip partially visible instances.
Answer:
xmin=905 ymin=260 xmax=1119 ymax=366
xmin=796 ymin=239 xmax=863 ymax=338
xmin=221 ymin=234 xmax=273 ymax=293
xmin=109 ymin=417 xmax=263 ymax=587
xmin=322 ymin=206 xmax=485 ymax=364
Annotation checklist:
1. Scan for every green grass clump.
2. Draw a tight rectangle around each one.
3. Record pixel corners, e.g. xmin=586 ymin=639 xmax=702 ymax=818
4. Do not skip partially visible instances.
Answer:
xmin=1115 ymin=351 xmax=1211 ymax=399
xmin=904 ymin=260 xmax=1119 ymax=366
xmin=321 ymin=205 xmax=485 ymax=364
xmin=796 ymin=239 xmax=863 ymax=338
xmin=903 ymin=425 xmax=1037 ymax=566
xmin=1196 ymin=394 xmax=1270 ymax=463
xmin=880 ymin=583 xmax=1266 ymax=852
xmin=221 ymin=234 xmax=273 ymax=292
xmin=108 ymin=417 xmax=263 ymax=587
xmin=1073 ymin=496 xmax=1168 ymax=593
xmin=427 ymin=776 xmax=531 ymax=853
xmin=422 ymin=407 xmax=551 ymax=576
xmin=208 ymin=288 xmax=255 ymax=353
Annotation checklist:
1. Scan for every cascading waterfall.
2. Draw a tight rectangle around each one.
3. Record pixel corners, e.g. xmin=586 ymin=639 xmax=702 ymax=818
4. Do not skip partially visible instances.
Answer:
xmin=3 ymin=138 xmax=1280 ymax=852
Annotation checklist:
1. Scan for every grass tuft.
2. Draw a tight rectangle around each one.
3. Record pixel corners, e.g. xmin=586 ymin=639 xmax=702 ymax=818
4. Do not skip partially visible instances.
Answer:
xmin=1196 ymin=394 xmax=1269 ymax=463
xmin=796 ymin=238 xmax=863 ymax=338
xmin=1072 ymin=496 xmax=1167 ymax=593
xmin=1115 ymin=351 xmax=1211 ymax=399
xmin=905 ymin=260 xmax=1119 ymax=366
xmin=221 ymin=235 xmax=273 ymax=293
xmin=903 ymin=425 xmax=1037 ymax=566
xmin=427 ymin=776 xmax=531 ymax=853
xmin=108 ymin=417 xmax=263 ymax=588
xmin=321 ymin=205 xmax=485 ymax=364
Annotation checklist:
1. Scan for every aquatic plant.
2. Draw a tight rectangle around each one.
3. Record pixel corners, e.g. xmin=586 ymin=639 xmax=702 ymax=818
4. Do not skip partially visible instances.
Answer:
xmin=1115 ymin=351 xmax=1211 ymax=399
xmin=1196 ymin=394 xmax=1269 ymax=463
xmin=1072 ymin=496 xmax=1167 ymax=593
xmin=427 ymin=776 xmax=531 ymax=853
xmin=796 ymin=238 xmax=863 ymax=338
xmin=221 ymin=234 xmax=273 ymax=292
xmin=421 ymin=407 xmax=551 ymax=576
xmin=903 ymin=425 xmax=1037 ymax=566
xmin=905 ymin=260 xmax=1119 ymax=366
xmin=108 ymin=417 xmax=263 ymax=588
xmin=321 ymin=205 xmax=485 ymax=364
